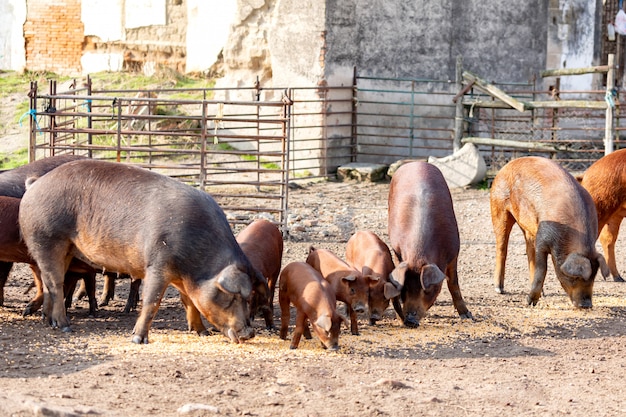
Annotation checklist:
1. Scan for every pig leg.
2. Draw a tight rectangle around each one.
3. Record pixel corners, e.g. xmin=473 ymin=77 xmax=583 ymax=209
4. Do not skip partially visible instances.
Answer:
xmin=23 ymin=265 xmax=44 ymax=316
xmin=177 ymin=291 xmax=209 ymax=336
xmin=347 ymin=304 xmax=359 ymax=335
xmin=131 ymin=272 xmax=168 ymax=344
xmin=279 ymin=290 xmax=291 ymax=340
xmin=527 ymin=243 xmax=549 ymax=306
xmin=99 ymin=272 xmax=117 ymax=306
xmin=37 ymin=255 xmax=73 ymax=332
xmin=303 ymin=319 xmax=312 ymax=339
xmin=290 ymin=311 xmax=307 ymax=349
xmin=64 ymin=274 xmax=79 ymax=311
xmin=82 ymin=272 xmax=98 ymax=317
xmin=0 ymin=262 xmax=13 ymax=306
xmin=491 ymin=211 xmax=516 ymax=294
xmin=599 ymin=214 xmax=625 ymax=282
xmin=391 ymin=251 xmax=406 ymax=321
xmin=123 ymin=279 xmax=142 ymax=313
xmin=445 ymin=260 xmax=472 ymax=319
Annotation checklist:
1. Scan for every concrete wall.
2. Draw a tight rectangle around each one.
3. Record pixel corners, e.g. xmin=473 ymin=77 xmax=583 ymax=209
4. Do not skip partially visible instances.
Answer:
xmin=0 ymin=0 xmax=604 ymax=88
xmin=324 ymin=0 xmax=551 ymax=86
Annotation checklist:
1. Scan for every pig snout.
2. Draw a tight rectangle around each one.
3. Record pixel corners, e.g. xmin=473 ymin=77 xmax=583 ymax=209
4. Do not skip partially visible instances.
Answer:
xmin=352 ymin=301 xmax=366 ymax=314
xmin=324 ymin=342 xmax=339 ymax=351
xmin=225 ymin=325 xmax=255 ymax=343
xmin=369 ymin=311 xmax=382 ymax=325
xmin=404 ymin=311 xmax=420 ymax=328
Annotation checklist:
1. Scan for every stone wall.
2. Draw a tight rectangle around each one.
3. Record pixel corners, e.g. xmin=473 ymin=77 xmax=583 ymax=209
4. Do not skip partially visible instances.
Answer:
xmin=23 ymin=0 xmax=84 ymax=75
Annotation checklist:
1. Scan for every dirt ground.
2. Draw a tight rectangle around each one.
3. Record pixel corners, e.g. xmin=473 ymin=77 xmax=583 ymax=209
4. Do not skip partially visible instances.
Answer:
xmin=2 ymin=179 xmax=626 ymax=417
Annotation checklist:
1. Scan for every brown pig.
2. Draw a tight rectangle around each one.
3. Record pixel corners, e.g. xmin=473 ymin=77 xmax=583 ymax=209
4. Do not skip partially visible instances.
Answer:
xmin=278 ymin=262 xmax=342 ymax=350
xmin=236 ymin=218 xmax=284 ymax=329
xmin=345 ymin=230 xmax=401 ymax=325
xmin=306 ymin=246 xmax=369 ymax=335
xmin=388 ymin=161 xmax=472 ymax=327
xmin=490 ymin=156 xmax=609 ymax=308
xmin=578 ymin=148 xmax=626 ymax=282
xmin=0 ymin=195 xmax=98 ymax=316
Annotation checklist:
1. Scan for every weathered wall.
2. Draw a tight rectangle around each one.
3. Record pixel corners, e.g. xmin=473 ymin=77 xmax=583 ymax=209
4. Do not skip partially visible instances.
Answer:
xmin=0 ymin=0 xmax=605 ymax=89
xmin=23 ymin=0 xmax=84 ymax=75
xmin=82 ymin=0 xmax=186 ymax=75
xmin=186 ymin=0 xmax=237 ymax=73
xmin=546 ymin=0 xmax=601 ymax=91
xmin=0 ymin=0 xmax=26 ymax=71
xmin=324 ymin=0 xmax=551 ymax=86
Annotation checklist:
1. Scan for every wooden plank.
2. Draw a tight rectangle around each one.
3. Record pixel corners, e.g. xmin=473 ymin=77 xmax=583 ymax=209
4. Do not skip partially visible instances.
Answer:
xmin=462 ymin=136 xmax=565 ymax=152
xmin=462 ymin=98 xmax=606 ymax=110
xmin=462 ymin=71 xmax=527 ymax=112
xmin=541 ymin=66 xmax=609 ymax=78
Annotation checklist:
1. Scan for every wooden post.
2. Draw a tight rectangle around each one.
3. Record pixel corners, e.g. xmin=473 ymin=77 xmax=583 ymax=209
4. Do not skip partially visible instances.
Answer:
xmin=453 ymin=56 xmax=464 ymax=152
xmin=606 ymin=54 xmax=615 ymax=155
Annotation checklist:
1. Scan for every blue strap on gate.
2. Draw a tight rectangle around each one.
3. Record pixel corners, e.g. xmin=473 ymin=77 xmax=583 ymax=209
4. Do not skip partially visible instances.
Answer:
xmin=18 ymin=109 xmax=42 ymax=133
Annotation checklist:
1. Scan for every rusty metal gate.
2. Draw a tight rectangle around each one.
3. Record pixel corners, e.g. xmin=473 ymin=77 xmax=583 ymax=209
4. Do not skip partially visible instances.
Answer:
xmin=26 ymin=78 xmax=292 ymax=233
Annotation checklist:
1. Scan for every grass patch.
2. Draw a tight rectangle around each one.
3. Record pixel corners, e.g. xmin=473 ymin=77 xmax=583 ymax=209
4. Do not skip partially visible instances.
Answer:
xmin=0 ymin=148 xmax=29 ymax=170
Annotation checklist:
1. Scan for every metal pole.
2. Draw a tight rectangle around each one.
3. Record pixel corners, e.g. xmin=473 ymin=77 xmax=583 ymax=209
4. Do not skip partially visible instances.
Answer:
xmin=605 ymin=54 xmax=616 ymax=155
xmin=453 ymin=56 xmax=463 ymax=152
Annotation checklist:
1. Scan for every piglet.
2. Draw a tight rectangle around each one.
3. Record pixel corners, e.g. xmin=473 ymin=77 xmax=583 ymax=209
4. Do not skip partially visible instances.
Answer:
xmin=490 ymin=156 xmax=609 ymax=308
xmin=236 ymin=218 xmax=284 ymax=329
xmin=345 ymin=230 xmax=401 ymax=324
xmin=388 ymin=161 xmax=472 ymax=327
xmin=278 ymin=262 xmax=342 ymax=350
xmin=306 ymin=246 xmax=369 ymax=335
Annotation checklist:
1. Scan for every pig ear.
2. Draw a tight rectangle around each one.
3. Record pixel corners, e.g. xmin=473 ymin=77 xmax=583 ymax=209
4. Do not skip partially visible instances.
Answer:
xmin=420 ymin=264 xmax=445 ymax=290
xmin=561 ymin=253 xmax=592 ymax=280
xmin=596 ymin=253 xmax=610 ymax=279
xmin=216 ymin=265 xmax=252 ymax=299
xmin=389 ymin=262 xmax=408 ymax=288
xmin=342 ymin=274 xmax=356 ymax=282
xmin=383 ymin=282 xmax=401 ymax=299
xmin=25 ymin=176 xmax=39 ymax=190
xmin=367 ymin=275 xmax=380 ymax=288
xmin=315 ymin=315 xmax=332 ymax=332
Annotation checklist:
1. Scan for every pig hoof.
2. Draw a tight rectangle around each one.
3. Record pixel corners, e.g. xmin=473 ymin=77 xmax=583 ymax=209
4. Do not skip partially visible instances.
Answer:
xmin=22 ymin=304 xmax=35 ymax=317
xmin=526 ymin=295 xmax=538 ymax=306
xmin=494 ymin=287 xmax=504 ymax=294
xmin=614 ymin=275 xmax=625 ymax=283
xmin=460 ymin=311 xmax=473 ymax=320
xmin=131 ymin=335 xmax=149 ymax=344
xmin=61 ymin=326 xmax=72 ymax=333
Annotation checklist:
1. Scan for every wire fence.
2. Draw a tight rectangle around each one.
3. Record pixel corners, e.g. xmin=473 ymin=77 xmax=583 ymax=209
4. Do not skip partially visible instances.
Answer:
xmin=25 ymin=72 xmax=625 ymax=232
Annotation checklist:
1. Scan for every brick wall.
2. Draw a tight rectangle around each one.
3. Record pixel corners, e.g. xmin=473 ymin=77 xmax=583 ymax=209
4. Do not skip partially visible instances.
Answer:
xmin=23 ymin=0 xmax=84 ymax=75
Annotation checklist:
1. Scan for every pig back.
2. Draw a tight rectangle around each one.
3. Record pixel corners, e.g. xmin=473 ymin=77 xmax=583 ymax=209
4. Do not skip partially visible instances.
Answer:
xmin=580 ymin=149 xmax=626 ymax=224
xmin=345 ymin=230 xmax=394 ymax=277
xmin=19 ymin=159 xmax=247 ymax=279
xmin=0 ymin=155 xmax=86 ymax=198
xmin=491 ymin=157 xmax=598 ymax=249
xmin=388 ymin=161 xmax=460 ymax=268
